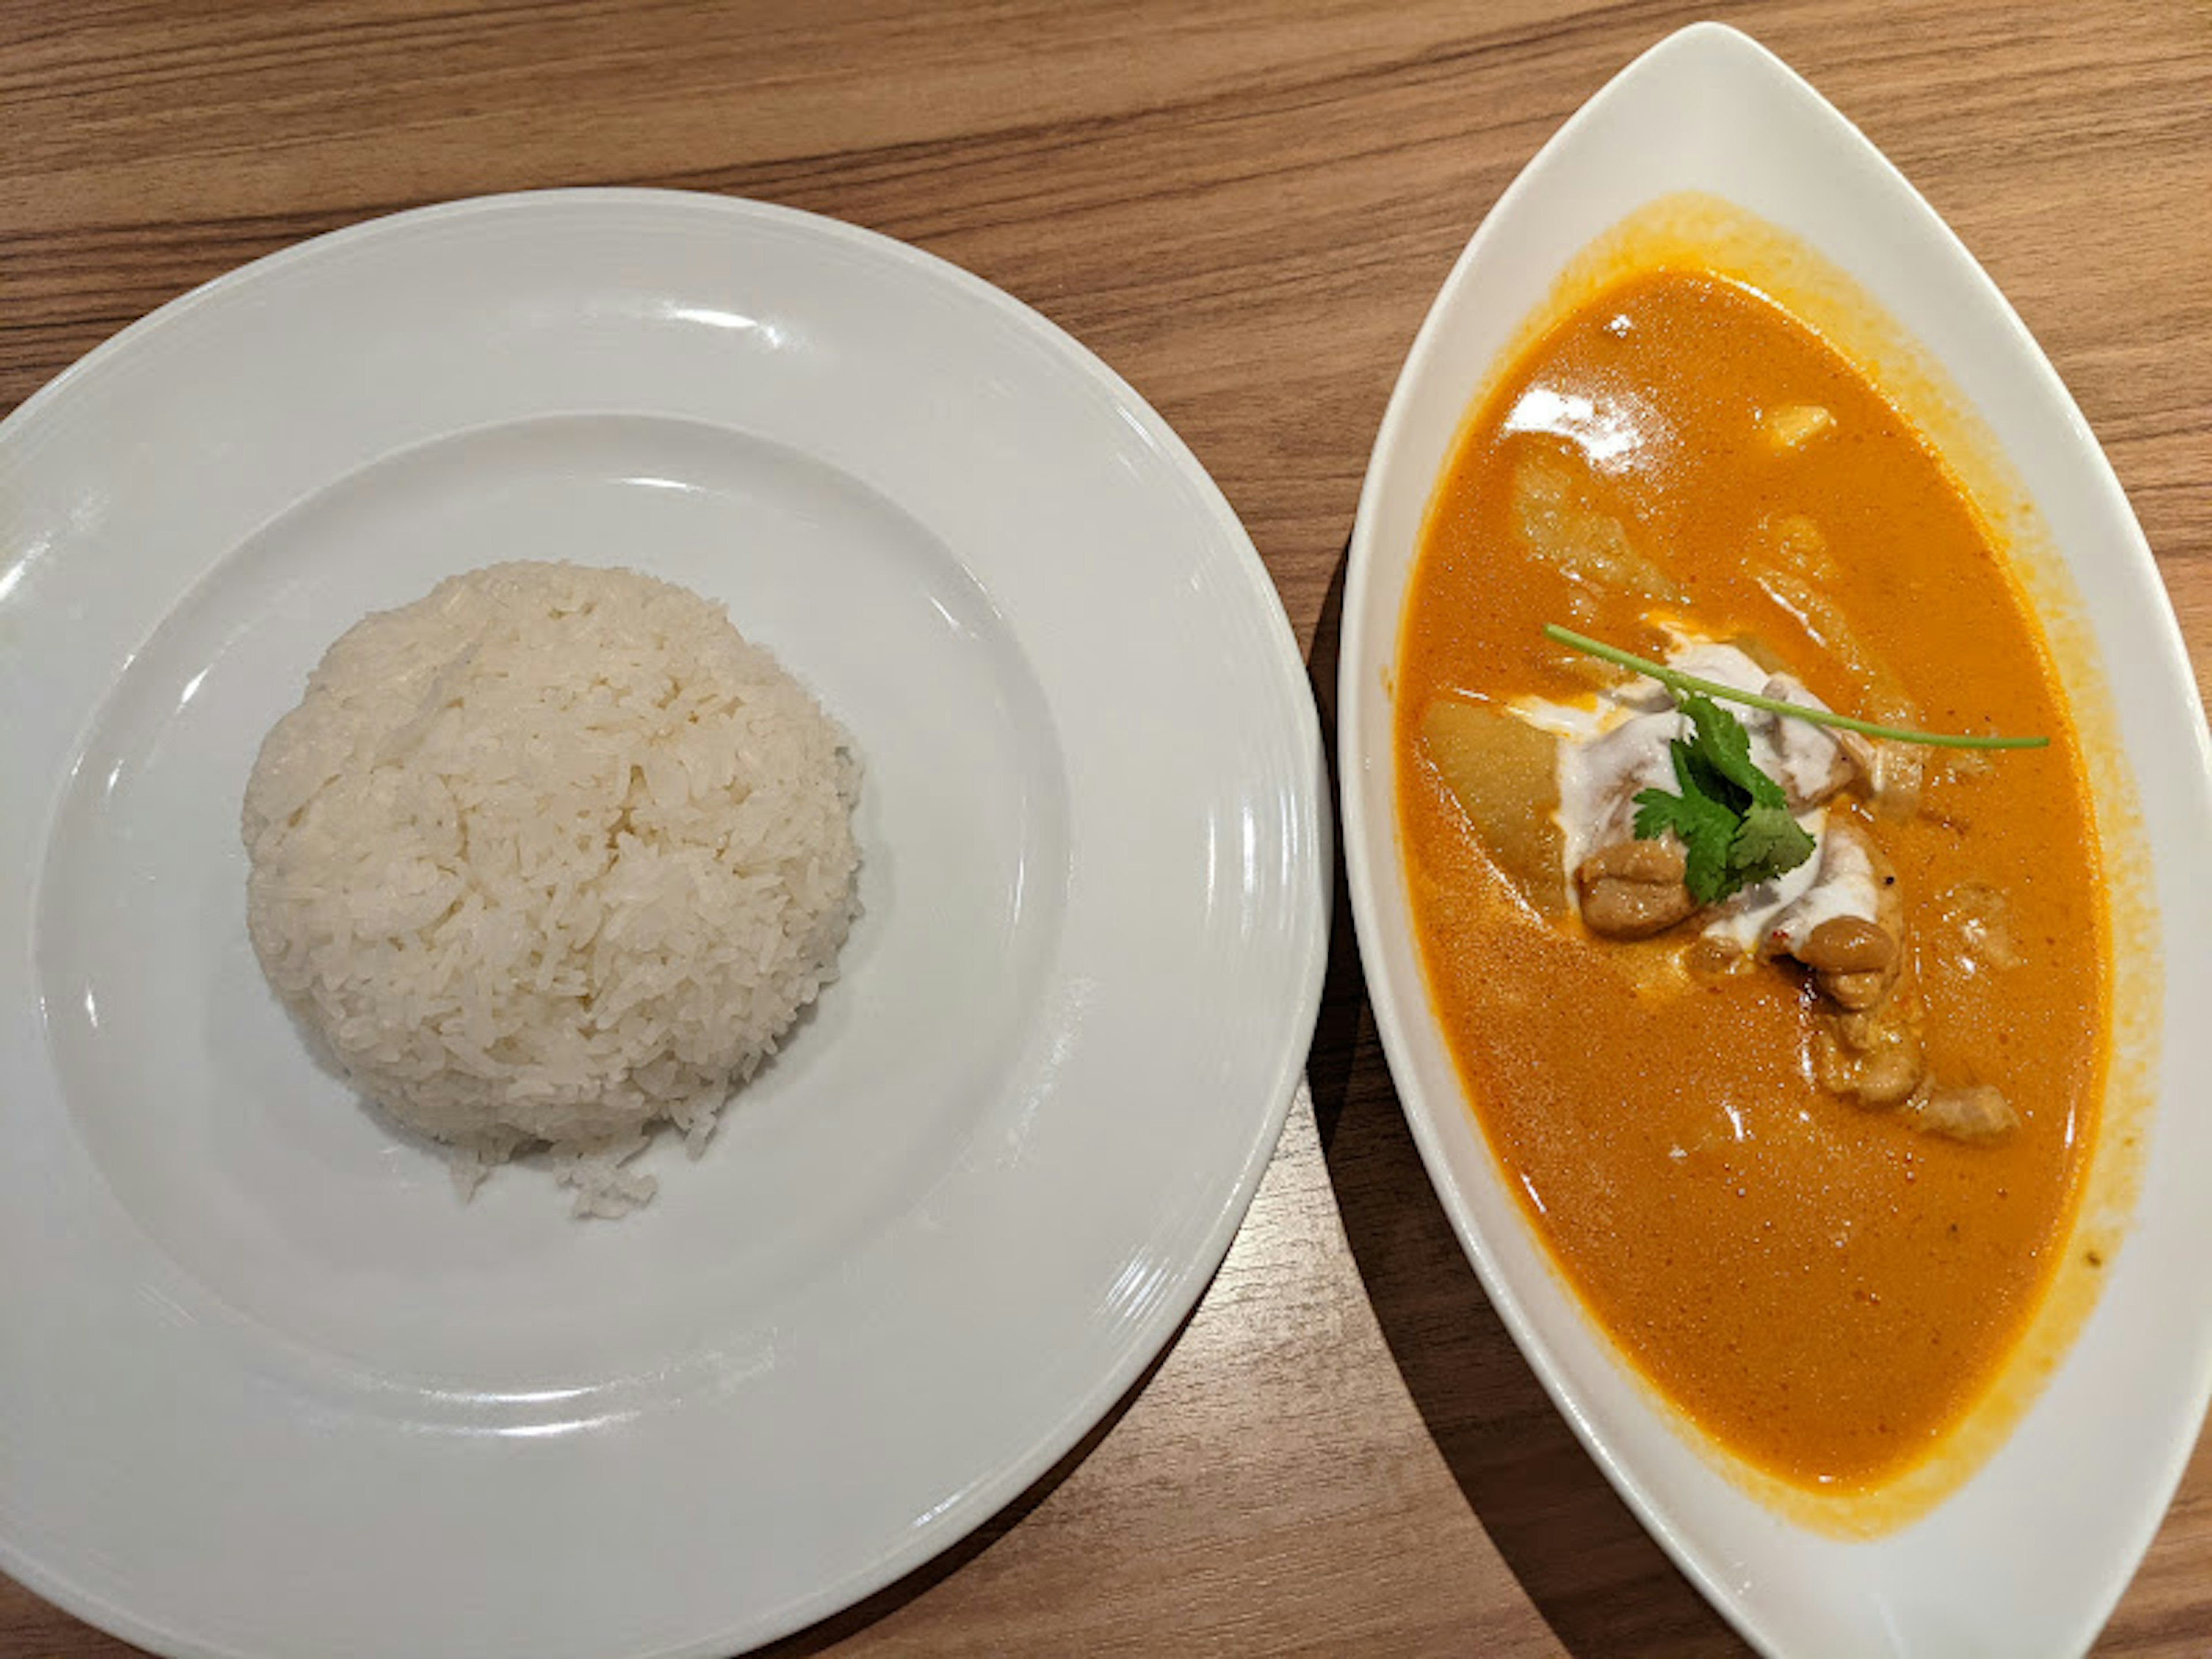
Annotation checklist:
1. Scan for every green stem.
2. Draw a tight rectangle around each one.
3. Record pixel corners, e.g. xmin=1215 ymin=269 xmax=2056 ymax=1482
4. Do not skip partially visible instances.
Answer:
xmin=1543 ymin=625 xmax=2049 ymax=751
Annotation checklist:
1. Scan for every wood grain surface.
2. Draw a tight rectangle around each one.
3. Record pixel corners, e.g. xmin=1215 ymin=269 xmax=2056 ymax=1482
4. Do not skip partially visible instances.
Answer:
xmin=3 ymin=2 xmax=2206 ymax=1654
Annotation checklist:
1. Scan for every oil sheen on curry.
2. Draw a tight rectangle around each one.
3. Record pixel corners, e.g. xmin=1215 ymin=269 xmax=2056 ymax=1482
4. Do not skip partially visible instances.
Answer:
xmin=1395 ymin=267 xmax=2105 ymax=1491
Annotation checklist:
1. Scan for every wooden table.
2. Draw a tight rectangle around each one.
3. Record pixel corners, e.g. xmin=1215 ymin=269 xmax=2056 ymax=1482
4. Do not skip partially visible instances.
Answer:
xmin=4 ymin=3 xmax=2205 ymax=1653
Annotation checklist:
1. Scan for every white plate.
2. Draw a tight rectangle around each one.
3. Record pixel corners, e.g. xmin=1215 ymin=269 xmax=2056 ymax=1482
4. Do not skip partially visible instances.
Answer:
xmin=1340 ymin=24 xmax=2211 ymax=1659
xmin=0 ymin=191 xmax=1328 ymax=1658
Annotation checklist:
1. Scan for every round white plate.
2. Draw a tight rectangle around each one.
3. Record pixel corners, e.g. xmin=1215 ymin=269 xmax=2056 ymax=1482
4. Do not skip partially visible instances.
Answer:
xmin=0 ymin=191 xmax=1328 ymax=1658
xmin=1340 ymin=24 xmax=2211 ymax=1659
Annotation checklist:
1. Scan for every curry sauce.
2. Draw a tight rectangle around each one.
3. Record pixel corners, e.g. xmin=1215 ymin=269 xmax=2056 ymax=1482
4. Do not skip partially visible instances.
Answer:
xmin=1395 ymin=270 xmax=2105 ymax=1489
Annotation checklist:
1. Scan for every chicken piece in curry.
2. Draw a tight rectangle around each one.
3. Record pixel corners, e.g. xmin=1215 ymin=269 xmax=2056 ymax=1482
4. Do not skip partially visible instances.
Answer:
xmin=1396 ymin=268 xmax=2104 ymax=1490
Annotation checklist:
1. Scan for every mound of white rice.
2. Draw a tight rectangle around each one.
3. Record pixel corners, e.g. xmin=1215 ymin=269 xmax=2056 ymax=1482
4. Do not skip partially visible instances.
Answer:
xmin=241 ymin=561 xmax=861 ymax=1217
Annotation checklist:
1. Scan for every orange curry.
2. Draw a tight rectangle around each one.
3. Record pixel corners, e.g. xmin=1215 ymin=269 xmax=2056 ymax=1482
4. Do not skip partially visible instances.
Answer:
xmin=1395 ymin=268 xmax=2105 ymax=1489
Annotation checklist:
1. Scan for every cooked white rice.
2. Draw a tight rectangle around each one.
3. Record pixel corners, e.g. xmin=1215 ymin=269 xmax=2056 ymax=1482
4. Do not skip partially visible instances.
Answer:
xmin=240 ymin=561 xmax=861 ymax=1217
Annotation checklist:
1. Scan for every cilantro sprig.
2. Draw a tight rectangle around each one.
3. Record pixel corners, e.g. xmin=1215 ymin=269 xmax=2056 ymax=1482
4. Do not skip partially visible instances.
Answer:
xmin=1544 ymin=625 xmax=2049 ymax=751
xmin=1631 ymin=694 xmax=1816 ymax=904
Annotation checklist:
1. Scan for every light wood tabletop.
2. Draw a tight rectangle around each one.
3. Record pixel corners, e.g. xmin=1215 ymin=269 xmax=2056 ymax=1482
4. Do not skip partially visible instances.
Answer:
xmin=3 ymin=3 xmax=2205 ymax=1654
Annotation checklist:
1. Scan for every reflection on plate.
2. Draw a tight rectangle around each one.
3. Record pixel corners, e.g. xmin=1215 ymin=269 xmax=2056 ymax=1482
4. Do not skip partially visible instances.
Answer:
xmin=0 ymin=192 xmax=1327 ymax=1657
xmin=1339 ymin=24 xmax=2211 ymax=1659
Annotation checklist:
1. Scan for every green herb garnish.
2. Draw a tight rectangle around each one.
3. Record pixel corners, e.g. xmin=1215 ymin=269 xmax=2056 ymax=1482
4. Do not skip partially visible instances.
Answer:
xmin=1632 ymin=694 xmax=1817 ymax=904
xmin=1545 ymin=625 xmax=2049 ymax=751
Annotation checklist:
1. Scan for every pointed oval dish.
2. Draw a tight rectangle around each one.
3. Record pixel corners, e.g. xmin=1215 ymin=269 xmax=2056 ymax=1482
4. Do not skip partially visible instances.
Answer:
xmin=1339 ymin=22 xmax=2212 ymax=1658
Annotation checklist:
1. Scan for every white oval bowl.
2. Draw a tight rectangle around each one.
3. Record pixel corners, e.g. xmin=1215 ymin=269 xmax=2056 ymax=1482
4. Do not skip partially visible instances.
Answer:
xmin=1339 ymin=23 xmax=2212 ymax=1658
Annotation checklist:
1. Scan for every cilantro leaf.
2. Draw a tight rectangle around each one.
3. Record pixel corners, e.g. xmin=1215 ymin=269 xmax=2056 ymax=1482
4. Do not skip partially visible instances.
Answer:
xmin=1680 ymin=693 xmax=1786 ymax=808
xmin=1732 ymin=800 xmax=1817 ymax=887
xmin=1633 ymin=779 xmax=1735 ymax=903
xmin=1629 ymin=698 xmax=1817 ymax=906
